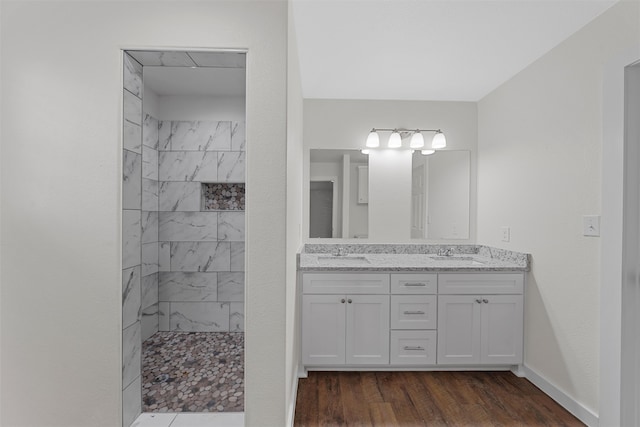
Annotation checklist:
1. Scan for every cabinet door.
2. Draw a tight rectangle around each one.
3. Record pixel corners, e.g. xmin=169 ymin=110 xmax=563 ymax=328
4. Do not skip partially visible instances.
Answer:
xmin=437 ymin=295 xmax=482 ymax=364
xmin=346 ymin=295 xmax=390 ymax=365
xmin=302 ymin=295 xmax=346 ymax=365
xmin=481 ymin=295 xmax=523 ymax=364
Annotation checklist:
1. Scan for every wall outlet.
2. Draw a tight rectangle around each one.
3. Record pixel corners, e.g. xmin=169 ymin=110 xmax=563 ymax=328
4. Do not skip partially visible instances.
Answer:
xmin=583 ymin=215 xmax=600 ymax=237
xmin=501 ymin=226 xmax=510 ymax=242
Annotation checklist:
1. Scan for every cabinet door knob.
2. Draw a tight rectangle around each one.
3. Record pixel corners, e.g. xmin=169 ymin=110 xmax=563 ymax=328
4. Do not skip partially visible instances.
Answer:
xmin=348 ymin=299 xmax=353 ymax=304
xmin=483 ymin=298 xmax=489 ymax=304
xmin=476 ymin=299 xmax=482 ymax=304
xmin=341 ymin=298 xmax=346 ymax=303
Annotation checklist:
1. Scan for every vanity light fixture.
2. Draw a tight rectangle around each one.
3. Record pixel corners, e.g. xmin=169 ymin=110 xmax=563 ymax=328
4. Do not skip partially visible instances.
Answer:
xmin=365 ymin=129 xmax=380 ymax=148
xmin=388 ymin=130 xmax=402 ymax=148
xmin=365 ymin=128 xmax=446 ymax=149
xmin=432 ymin=130 xmax=447 ymax=149
xmin=409 ymin=131 xmax=425 ymax=149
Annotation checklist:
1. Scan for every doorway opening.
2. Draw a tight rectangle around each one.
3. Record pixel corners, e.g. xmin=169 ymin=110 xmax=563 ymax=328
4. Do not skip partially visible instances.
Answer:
xmin=121 ymin=49 xmax=247 ymax=426
xmin=309 ymin=180 xmax=336 ymax=238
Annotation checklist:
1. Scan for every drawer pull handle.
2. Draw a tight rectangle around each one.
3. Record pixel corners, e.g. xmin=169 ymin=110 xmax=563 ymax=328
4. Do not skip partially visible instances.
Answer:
xmin=403 ymin=346 xmax=425 ymax=351
xmin=404 ymin=282 xmax=427 ymax=287
xmin=403 ymin=310 xmax=425 ymax=315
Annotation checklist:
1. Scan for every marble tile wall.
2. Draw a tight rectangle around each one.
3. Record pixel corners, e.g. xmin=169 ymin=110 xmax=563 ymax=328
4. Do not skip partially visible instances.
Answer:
xmin=157 ymin=119 xmax=246 ymax=333
xmin=122 ymin=52 xmax=143 ymax=427
xmin=141 ymin=112 xmax=160 ymax=342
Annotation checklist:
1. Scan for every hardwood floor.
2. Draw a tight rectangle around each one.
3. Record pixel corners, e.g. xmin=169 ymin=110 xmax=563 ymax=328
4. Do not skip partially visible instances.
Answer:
xmin=294 ymin=371 xmax=585 ymax=426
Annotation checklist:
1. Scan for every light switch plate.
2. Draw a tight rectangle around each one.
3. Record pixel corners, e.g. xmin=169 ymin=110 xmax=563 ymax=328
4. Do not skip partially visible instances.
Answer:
xmin=501 ymin=226 xmax=510 ymax=242
xmin=583 ymin=215 xmax=600 ymax=237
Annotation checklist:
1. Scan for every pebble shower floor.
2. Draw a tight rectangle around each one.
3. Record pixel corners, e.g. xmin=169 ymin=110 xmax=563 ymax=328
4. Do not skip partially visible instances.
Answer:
xmin=142 ymin=332 xmax=244 ymax=413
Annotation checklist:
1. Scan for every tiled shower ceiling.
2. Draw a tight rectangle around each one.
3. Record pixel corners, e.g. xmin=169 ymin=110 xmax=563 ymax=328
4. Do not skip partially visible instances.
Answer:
xmin=128 ymin=50 xmax=246 ymax=68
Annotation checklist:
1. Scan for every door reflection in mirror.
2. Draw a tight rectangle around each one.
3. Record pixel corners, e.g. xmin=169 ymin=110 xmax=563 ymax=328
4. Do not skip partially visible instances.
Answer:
xmin=412 ymin=150 xmax=470 ymax=239
xmin=310 ymin=181 xmax=335 ymax=238
xmin=309 ymin=150 xmax=369 ymax=239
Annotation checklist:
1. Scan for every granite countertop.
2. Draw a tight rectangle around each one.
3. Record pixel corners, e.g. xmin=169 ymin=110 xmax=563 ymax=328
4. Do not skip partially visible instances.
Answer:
xmin=298 ymin=244 xmax=529 ymax=272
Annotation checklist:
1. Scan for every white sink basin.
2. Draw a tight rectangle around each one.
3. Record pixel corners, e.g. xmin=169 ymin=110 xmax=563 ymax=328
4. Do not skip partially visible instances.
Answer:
xmin=430 ymin=256 xmax=486 ymax=265
xmin=317 ymin=255 xmax=371 ymax=265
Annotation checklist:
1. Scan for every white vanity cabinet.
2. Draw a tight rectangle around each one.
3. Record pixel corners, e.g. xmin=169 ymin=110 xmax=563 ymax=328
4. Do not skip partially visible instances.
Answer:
xmin=302 ymin=274 xmax=390 ymax=366
xmin=437 ymin=273 xmax=524 ymax=365
xmin=300 ymin=269 xmax=525 ymax=370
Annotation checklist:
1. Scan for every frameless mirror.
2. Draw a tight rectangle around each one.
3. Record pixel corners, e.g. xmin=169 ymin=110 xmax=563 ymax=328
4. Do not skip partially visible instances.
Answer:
xmin=411 ymin=150 xmax=470 ymax=239
xmin=309 ymin=149 xmax=369 ymax=238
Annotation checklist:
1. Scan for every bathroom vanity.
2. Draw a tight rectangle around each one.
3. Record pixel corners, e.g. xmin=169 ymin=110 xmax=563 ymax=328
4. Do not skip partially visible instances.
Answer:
xmin=298 ymin=245 xmax=529 ymax=375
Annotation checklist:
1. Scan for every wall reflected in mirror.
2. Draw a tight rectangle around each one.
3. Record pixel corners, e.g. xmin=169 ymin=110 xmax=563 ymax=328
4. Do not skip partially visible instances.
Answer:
xmin=310 ymin=149 xmax=369 ymax=238
xmin=411 ymin=150 xmax=470 ymax=239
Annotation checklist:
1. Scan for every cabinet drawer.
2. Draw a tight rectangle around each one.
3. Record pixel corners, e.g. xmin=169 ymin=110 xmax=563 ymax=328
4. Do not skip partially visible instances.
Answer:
xmin=302 ymin=273 xmax=390 ymax=294
xmin=391 ymin=273 xmax=437 ymax=294
xmin=390 ymin=330 xmax=437 ymax=365
xmin=438 ymin=273 xmax=524 ymax=295
xmin=391 ymin=295 xmax=437 ymax=329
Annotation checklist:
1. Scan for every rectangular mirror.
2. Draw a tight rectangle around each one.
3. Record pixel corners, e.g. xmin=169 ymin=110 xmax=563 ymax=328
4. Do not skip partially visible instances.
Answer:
xmin=411 ymin=150 xmax=470 ymax=239
xmin=310 ymin=149 xmax=369 ymax=238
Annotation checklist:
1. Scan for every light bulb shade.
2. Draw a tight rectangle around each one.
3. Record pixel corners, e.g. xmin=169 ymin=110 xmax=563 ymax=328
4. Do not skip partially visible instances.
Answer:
xmin=431 ymin=131 xmax=446 ymax=149
xmin=366 ymin=130 xmax=380 ymax=148
xmin=421 ymin=149 xmax=435 ymax=156
xmin=410 ymin=132 xmax=425 ymax=148
xmin=388 ymin=131 xmax=402 ymax=148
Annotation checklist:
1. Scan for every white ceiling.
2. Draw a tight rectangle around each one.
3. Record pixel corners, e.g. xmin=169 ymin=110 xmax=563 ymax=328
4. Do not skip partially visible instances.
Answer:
xmin=141 ymin=2 xmax=617 ymax=101
xmin=291 ymin=0 xmax=617 ymax=101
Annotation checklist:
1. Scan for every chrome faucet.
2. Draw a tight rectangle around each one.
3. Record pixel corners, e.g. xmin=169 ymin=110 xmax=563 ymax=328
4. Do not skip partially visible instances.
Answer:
xmin=333 ymin=246 xmax=349 ymax=257
xmin=437 ymin=247 xmax=455 ymax=257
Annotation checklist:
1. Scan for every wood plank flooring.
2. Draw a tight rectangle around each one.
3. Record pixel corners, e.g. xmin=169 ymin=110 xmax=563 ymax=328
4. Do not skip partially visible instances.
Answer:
xmin=294 ymin=371 xmax=585 ymax=427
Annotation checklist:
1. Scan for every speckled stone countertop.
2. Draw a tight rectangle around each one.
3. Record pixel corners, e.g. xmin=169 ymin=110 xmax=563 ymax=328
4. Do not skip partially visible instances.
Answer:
xmin=298 ymin=244 xmax=529 ymax=272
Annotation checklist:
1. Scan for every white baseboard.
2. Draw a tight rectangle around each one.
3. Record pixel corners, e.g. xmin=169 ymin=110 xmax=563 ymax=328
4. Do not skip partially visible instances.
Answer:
xmin=286 ymin=375 xmax=299 ymax=427
xmin=523 ymin=365 xmax=598 ymax=427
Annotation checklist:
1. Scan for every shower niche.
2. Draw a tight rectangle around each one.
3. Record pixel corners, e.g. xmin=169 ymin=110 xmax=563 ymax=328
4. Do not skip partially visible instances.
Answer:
xmin=121 ymin=50 xmax=246 ymax=425
xmin=203 ymin=183 xmax=246 ymax=211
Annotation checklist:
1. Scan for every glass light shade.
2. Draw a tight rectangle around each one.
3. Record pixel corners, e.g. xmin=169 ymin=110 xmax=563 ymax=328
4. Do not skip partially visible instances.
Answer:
xmin=421 ymin=149 xmax=436 ymax=156
xmin=366 ymin=130 xmax=380 ymax=148
xmin=431 ymin=131 xmax=447 ymax=149
xmin=361 ymin=149 xmax=370 ymax=155
xmin=388 ymin=131 xmax=402 ymax=148
xmin=410 ymin=132 xmax=425 ymax=148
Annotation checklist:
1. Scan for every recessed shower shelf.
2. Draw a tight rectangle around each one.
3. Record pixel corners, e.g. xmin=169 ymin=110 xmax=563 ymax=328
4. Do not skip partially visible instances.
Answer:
xmin=202 ymin=182 xmax=245 ymax=211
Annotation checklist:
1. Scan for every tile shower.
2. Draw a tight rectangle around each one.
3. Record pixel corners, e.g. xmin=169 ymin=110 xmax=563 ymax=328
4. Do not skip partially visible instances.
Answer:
xmin=122 ymin=52 xmax=246 ymax=425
